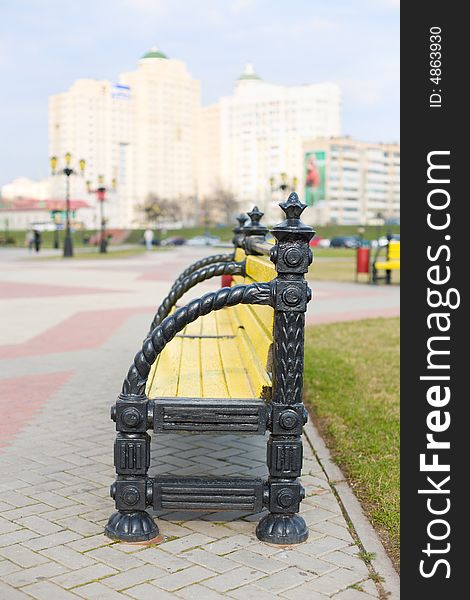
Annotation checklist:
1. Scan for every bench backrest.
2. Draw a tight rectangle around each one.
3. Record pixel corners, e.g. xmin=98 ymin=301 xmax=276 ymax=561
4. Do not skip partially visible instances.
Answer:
xmin=387 ymin=241 xmax=400 ymax=260
xmin=232 ymin=247 xmax=275 ymax=376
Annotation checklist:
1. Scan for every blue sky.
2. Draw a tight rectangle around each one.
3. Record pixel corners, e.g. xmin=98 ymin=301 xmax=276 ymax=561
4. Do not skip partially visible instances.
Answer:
xmin=0 ymin=0 xmax=399 ymax=186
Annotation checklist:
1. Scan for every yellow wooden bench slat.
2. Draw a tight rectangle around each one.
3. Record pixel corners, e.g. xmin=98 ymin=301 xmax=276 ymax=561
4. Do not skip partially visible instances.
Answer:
xmin=200 ymin=337 xmax=229 ymax=398
xmin=177 ymin=337 xmax=202 ymax=397
xmin=218 ymin=336 xmax=255 ymax=398
xmin=245 ymin=255 xmax=276 ymax=282
xmin=375 ymin=260 xmax=400 ymax=270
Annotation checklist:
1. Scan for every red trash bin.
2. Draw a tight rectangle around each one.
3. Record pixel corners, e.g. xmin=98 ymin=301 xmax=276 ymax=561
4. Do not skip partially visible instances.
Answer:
xmin=356 ymin=247 xmax=370 ymax=278
xmin=221 ymin=274 xmax=233 ymax=288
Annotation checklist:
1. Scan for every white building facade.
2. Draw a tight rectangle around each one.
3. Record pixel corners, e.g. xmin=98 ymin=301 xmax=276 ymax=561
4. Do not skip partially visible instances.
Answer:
xmin=48 ymin=47 xmax=200 ymax=228
xmin=302 ymin=137 xmax=400 ymax=225
xmin=198 ymin=65 xmax=342 ymax=222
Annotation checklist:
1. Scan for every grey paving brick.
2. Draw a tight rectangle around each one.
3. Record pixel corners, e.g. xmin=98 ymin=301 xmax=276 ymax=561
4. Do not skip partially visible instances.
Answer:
xmin=159 ymin=532 xmax=215 ymax=554
xmin=16 ymin=515 xmax=64 ymax=535
xmin=228 ymin=549 xmax=286 ymax=574
xmin=176 ymin=583 xmax=228 ymax=600
xmin=0 ymin=516 xmax=20 ymax=534
xmin=229 ymin=585 xmax=292 ymax=600
xmin=55 ymin=516 xmax=103 ymax=536
xmin=21 ymin=580 xmax=82 ymax=599
xmin=66 ymin=534 xmax=112 ymax=553
xmin=74 ymin=581 xmax=127 ymax=599
xmin=205 ymin=534 xmax=255 ymax=555
xmin=3 ymin=560 xmax=68 ymax=588
xmin=254 ymin=566 xmax=315 ymax=593
xmin=125 ymin=582 xmax=176 ymax=600
xmin=0 ymin=544 xmax=49 ymax=568
xmin=86 ymin=545 xmax=146 ymax=570
xmin=153 ymin=565 xmax=216 ymax=591
xmin=136 ymin=547 xmax=193 ymax=572
xmin=23 ymin=529 xmax=81 ymax=550
xmin=40 ymin=545 xmax=96 ymax=569
xmin=274 ymin=548 xmax=337 ymax=575
xmin=334 ymin=588 xmax=377 ymax=600
xmin=297 ymin=535 xmax=350 ymax=557
xmin=183 ymin=548 xmax=237 ymax=573
xmin=304 ymin=568 xmax=365 ymax=595
xmin=282 ymin=587 xmax=329 ymax=600
xmin=204 ymin=565 xmax=265 ymax=592
xmin=52 ymin=563 xmax=118 ymax=589
xmin=104 ymin=564 xmax=166 ymax=590
xmin=0 ymin=558 xmax=22 ymax=576
xmin=0 ymin=529 xmax=39 ymax=547
xmin=0 ymin=581 xmax=31 ymax=599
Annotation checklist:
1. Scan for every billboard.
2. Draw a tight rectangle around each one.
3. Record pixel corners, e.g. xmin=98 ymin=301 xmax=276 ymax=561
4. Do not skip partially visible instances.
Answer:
xmin=304 ymin=150 xmax=326 ymax=206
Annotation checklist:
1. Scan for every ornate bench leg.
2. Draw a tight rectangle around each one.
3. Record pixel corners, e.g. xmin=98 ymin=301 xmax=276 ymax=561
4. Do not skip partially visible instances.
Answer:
xmin=256 ymin=193 xmax=313 ymax=545
xmin=105 ymin=395 xmax=158 ymax=543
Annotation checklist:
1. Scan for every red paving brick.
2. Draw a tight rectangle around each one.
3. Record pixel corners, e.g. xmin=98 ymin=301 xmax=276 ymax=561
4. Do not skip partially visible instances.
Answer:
xmin=0 ymin=371 xmax=73 ymax=447
xmin=0 ymin=281 xmax=120 ymax=299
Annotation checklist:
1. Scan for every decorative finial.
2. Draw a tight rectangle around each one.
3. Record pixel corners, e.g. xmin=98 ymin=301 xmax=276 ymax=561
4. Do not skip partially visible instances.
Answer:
xmin=279 ymin=192 xmax=307 ymax=221
xmin=236 ymin=214 xmax=248 ymax=228
xmin=247 ymin=206 xmax=263 ymax=226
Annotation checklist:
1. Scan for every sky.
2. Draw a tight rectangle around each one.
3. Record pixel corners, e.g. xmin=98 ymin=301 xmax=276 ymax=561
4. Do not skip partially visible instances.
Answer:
xmin=0 ymin=0 xmax=399 ymax=187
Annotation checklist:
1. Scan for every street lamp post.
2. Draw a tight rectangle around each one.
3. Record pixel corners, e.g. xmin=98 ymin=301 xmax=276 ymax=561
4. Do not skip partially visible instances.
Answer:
xmin=87 ymin=176 xmax=115 ymax=253
xmin=50 ymin=154 xmax=86 ymax=257
xmin=269 ymin=172 xmax=298 ymax=195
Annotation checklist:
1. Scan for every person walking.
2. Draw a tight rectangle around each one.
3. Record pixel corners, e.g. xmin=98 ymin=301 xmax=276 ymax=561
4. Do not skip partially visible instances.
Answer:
xmin=25 ymin=230 xmax=34 ymax=252
xmin=33 ymin=229 xmax=42 ymax=253
xmin=144 ymin=228 xmax=154 ymax=251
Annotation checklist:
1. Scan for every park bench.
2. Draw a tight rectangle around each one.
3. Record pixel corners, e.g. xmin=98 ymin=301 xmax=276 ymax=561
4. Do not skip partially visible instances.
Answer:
xmin=105 ymin=193 xmax=314 ymax=545
xmin=371 ymin=238 xmax=400 ymax=284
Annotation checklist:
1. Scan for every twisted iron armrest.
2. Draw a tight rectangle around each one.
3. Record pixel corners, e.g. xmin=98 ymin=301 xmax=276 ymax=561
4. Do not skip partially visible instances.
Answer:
xmin=124 ymin=282 xmax=274 ymax=396
xmin=174 ymin=252 xmax=234 ymax=286
xmin=150 ymin=261 xmax=245 ymax=331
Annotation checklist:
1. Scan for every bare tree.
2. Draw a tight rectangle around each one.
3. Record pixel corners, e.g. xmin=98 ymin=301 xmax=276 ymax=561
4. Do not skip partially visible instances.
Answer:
xmin=201 ymin=186 xmax=239 ymax=227
xmin=138 ymin=195 xmax=182 ymax=240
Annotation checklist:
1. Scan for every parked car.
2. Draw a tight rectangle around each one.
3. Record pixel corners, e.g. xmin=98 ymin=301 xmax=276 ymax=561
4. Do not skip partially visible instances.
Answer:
xmin=161 ymin=236 xmax=186 ymax=246
xmin=378 ymin=234 xmax=400 ymax=247
xmin=329 ymin=236 xmax=361 ymax=249
xmin=187 ymin=234 xmax=221 ymax=247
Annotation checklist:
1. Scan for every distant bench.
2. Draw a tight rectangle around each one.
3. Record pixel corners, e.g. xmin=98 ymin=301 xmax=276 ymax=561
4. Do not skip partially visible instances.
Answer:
xmin=372 ymin=239 xmax=400 ymax=284
xmin=105 ymin=193 xmax=314 ymax=545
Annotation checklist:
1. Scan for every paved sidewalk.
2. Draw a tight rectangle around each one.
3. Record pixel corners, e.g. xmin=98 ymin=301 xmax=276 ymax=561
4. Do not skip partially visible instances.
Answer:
xmin=0 ymin=248 xmax=399 ymax=599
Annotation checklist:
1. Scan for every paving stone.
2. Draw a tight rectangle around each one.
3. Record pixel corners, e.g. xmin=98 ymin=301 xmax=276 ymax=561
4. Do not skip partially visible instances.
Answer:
xmin=125 ymin=582 xmax=177 ymax=600
xmin=0 ymin=528 xmax=39 ymax=547
xmin=3 ymin=560 xmax=68 ymax=588
xmin=228 ymin=585 xmax=285 ymax=600
xmin=21 ymin=580 xmax=82 ymax=599
xmin=153 ymin=565 xmax=215 ymax=591
xmin=15 ymin=515 xmax=64 ymax=535
xmin=255 ymin=566 xmax=315 ymax=593
xmin=0 ymin=544 xmax=50 ymax=568
xmin=0 ymin=558 xmax=22 ymax=576
xmin=136 ymin=547 xmax=192 ymax=572
xmin=74 ymin=581 xmax=127 ymax=599
xmin=297 ymin=535 xmax=350 ymax=557
xmin=52 ymin=563 xmax=118 ymax=589
xmin=104 ymin=564 xmax=166 ymax=590
xmin=205 ymin=534 xmax=255 ymax=555
xmin=176 ymin=583 xmax=228 ymax=600
xmin=282 ymin=587 xmax=329 ymax=600
xmin=183 ymin=548 xmax=237 ymax=573
xmin=67 ymin=534 xmax=112 ymax=552
xmin=204 ymin=565 xmax=265 ymax=592
xmin=159 ymin=532 xmax=215 ymax=554
xmin=304 ymin=568 xmax=365 ymax=595
xmin=0 ymin=581 xmax=32 ymax=599
xmin=228 ymin=549 xmax=286 ymax=573
xmin=323 ymin=550 xmax=370 ymax=576
xmin=40 ymin=545 xmax=96 ymax=569
xmin=274 ymin=548 xmax=338 ymax=575
xmin=23 ymin=529 xmax=81 ymax=551
xmin=334 ymin=588 xmax=376 ymax=599
xmin=87 ymin=545 xmax=145 ymax=570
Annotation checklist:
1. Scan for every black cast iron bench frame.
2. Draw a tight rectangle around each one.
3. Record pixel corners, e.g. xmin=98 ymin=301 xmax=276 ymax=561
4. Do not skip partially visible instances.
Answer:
xmin=105 ymin=193 xmax=314 ymax=545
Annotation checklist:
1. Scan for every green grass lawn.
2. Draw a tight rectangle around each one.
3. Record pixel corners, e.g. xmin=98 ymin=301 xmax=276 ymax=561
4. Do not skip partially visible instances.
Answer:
xmin=308 ymin=252 xmax=400 ymax=284
xmin=304 ymin=317 xmax=400 ymax=569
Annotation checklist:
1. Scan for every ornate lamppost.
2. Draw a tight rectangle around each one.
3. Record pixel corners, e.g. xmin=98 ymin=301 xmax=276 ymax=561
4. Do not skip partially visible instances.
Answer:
xmin=269 ymin=173 xmax=298 ymax=195
xmin=87 ymin=176 xmax=115 ymax=253
xmin=50 ymin=153 xmax=86 ymax=257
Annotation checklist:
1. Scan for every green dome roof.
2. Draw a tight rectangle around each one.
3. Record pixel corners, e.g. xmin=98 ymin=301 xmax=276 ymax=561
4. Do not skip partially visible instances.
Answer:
xmin=142 ymin=46 xmax=168 ymax=59
xmin=238 ymin=63 xmax=261 ymax=81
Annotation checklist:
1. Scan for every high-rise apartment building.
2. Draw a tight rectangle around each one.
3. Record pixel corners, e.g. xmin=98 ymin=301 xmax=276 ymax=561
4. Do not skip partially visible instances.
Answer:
xmin=302 ymin=137 xmax=400 ymax=225
xmin=48 ymin=47 xmax=200 ymax=227
xmin=198 ymin=64 xmax=341 ymax=221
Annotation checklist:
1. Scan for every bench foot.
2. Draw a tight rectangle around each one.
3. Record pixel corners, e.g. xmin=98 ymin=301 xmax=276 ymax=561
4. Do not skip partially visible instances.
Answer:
xmin=256 ymin=513 xmax=308 ymax=545
xmin=105 ymin=510 xmax=159 ymax=543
